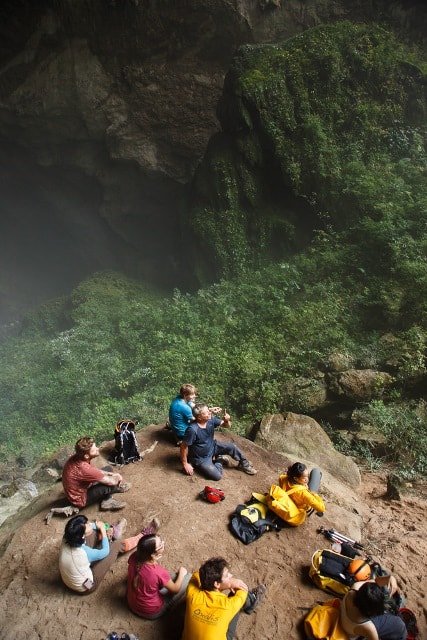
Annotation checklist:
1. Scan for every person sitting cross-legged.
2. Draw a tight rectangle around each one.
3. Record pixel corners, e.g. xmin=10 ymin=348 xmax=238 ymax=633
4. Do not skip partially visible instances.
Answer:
xmin=180 ymin=404 xmax=256 ymax=481
xmin=339 ymin=577 xmax=407 ymax=640
xmin=62 ymin=437 xmax=130 ymax=511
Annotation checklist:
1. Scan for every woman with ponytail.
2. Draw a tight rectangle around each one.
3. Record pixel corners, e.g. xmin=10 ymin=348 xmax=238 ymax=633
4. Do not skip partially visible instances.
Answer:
xmin=127 ymin=534 xmax=191 ymax=619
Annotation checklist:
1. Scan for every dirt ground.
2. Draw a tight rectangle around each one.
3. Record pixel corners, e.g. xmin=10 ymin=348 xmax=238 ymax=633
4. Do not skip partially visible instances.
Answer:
xmin=0 ymin=424 xmax=425 ymax=640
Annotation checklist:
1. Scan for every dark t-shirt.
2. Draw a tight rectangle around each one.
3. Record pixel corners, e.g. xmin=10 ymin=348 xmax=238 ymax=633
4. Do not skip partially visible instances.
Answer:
xmin=183 ymin=417 xmax=221 ymax=465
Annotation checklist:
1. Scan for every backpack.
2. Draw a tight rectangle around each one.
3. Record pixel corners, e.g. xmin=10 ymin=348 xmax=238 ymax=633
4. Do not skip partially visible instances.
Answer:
xmin=309 ymin=548 xmax=356 ymax=596
xmin=108 ymin=419 xmax=141 ymax=466
xmin=199 ymin=486 xmax=225 ymax=503
xmin=229 ymin=493 xmax=282 ymax=545
xmin=309 ymin=549 xmax=398 ymax=603
xmin=304 ymin=598 xmax=347 ymax=640
xmin=398 ymin=607 xmax=420 ymax=640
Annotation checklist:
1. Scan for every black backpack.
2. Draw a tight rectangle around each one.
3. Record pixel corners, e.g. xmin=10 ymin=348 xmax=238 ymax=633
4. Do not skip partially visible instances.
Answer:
xmin=108 ymin=419 xmax=141 ymax=466
xmin=229 ymin=495 xmax=282 ymax=544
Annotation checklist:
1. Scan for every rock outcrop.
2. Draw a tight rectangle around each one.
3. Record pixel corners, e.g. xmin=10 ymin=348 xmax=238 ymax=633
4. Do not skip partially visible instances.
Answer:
xmin=0 ymin=423 xmax=426 ymax=640
xmin=0 ymin=1 xmax=425 ymax=321
xmin=254 ymin=411 xmax=361 ymax=488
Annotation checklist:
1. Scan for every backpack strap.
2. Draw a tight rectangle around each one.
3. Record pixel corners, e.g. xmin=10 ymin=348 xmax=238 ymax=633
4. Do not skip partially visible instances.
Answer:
xmin=252 ymin=517 xmax=281 ymax=531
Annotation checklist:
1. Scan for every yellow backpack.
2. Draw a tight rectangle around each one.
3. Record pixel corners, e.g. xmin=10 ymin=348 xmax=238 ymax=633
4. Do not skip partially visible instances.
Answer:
xmin=309 ymin=549 xmax=353 ymax=596
xmin=304 ymin=598 xmax=347 ymax=640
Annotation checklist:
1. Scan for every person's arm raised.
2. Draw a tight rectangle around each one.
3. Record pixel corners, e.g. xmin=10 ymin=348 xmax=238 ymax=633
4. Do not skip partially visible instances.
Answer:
xmin=220 ymin=408 xmax=231 ymax=429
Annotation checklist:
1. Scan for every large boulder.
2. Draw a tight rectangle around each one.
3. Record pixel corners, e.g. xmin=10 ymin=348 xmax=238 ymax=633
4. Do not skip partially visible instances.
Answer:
xmin=255 ymin=412 xmax=361 ymax=488
xmin=280 ymin=374 xmax=328 ymax=413
xmin=327 ymin=369 xmax=394 ymax=404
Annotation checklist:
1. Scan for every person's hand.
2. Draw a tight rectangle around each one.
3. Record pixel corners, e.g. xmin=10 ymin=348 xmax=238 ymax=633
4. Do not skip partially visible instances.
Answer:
xmin=178 ymin=566 xmax=188 ymax=577
xmin=209 ymin=406 xmax=222 ymax=414
xmin=113 ymin=472 xmax=123 ymax=484
xmin=222 ymin=408 xmax=231 ymax=424
xmin=229 ymin=577 xmax=248 ymax=593
xmin=183 ymin=462 xmax=194 ymax=476
xmin=95 ymin=521 xmax=107 ymax=536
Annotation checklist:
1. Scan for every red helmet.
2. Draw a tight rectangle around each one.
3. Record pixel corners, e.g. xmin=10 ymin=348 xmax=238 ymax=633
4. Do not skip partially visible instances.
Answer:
xmin=199 ymin=486 xmax=225 ymax=503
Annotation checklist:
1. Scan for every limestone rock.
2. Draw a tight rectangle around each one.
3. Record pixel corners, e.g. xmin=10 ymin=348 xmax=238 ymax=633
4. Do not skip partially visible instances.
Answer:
xmin=255 ymin=412 xmax=361 ymax=488
xmin=327 ymin=369 xmax=394 ymax=403
xmin=280 ymin=375 xmax=328 ymax=413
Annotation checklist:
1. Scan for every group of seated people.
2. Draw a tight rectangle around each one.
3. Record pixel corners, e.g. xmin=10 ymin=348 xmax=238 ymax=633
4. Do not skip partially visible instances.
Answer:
xmin=57 ymin=383 xmax=408 ymax=640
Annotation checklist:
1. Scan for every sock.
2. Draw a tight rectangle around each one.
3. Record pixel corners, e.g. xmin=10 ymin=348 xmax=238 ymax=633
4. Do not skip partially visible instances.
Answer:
xmin=122 ymin=532 xmax=143 ymax=553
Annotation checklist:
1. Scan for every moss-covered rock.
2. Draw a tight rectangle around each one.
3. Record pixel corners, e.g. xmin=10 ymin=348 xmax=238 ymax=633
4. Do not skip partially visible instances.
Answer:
xmin=189 ymin=21 xmax=427 ymax=282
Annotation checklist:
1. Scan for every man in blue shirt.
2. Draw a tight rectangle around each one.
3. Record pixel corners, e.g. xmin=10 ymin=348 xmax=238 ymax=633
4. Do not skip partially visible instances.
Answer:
xmin=180 ymin=404 xmax=257 ymax=480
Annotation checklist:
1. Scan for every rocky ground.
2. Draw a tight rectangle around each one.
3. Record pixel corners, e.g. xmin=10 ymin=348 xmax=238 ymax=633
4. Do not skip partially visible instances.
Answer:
xmin=0 ymin=424 xmax=425 ymax=640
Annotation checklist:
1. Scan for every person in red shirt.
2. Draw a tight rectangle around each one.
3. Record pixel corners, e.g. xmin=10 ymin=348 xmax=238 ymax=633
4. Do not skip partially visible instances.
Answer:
xmin=62 ymin=437 xmax=130 ymax=511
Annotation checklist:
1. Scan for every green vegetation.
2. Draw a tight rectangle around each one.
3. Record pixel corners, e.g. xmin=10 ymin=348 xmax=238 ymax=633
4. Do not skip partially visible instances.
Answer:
xmin=189 ymin=22 xmax=426 ymax=284
xmin=0 ymin=253 xmax=425 ymax=475
xmin=0 ymin=22 xmax=426 ymax=478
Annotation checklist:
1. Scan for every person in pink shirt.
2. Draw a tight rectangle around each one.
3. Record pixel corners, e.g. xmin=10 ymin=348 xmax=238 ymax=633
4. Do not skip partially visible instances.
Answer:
xmin=127 ymin=534 xmax=191 ymax=619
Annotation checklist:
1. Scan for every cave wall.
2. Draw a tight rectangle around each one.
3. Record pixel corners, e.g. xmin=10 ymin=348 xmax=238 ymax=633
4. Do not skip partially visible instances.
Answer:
xmin=0 ymin=0 xmax=425 ymax=322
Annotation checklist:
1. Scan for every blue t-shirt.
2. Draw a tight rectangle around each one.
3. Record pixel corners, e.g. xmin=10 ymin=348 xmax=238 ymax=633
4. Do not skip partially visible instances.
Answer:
xmin=169 ymin=396 xmax=194 ymax=438
xmin=84 ymin=523 xmax=109 ymax=563
xmin=183 ymin=417 xmax=221 ymax=465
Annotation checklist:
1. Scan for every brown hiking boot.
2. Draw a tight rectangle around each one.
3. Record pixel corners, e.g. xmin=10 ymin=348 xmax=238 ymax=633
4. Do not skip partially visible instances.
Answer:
xmin=100 ymin=497 xmax=127 ymax=511
xmin=245 ymin=584 xmax=267 ymax=614
xmin=237 ymin=460 xmax=257 ymax=475
xmin=215 ymin=455 xmax=231 ymax=467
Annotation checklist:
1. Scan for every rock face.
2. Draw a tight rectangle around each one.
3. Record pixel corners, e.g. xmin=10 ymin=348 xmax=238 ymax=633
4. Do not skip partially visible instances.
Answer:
xmin=327 ymin=369 xmax=394 ymax=404
xmin=254 ymin=412 xmax=361 ymax=487
xmin=0 ymin=1 xmax=425 ymax=321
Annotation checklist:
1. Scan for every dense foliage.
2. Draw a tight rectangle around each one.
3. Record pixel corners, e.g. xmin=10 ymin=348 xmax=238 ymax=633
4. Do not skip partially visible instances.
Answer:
xmin=0 ymin=256 xmax=425 ymax=476
xmin=190 ymin=22 xmax=427 ymax=284
xmin=0 ymin=21 xmax=425 ymax=479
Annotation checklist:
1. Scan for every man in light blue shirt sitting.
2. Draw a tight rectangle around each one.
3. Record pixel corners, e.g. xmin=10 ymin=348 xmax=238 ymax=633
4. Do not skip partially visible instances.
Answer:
xmin=168 ymin=384 xmax=197 ymax=444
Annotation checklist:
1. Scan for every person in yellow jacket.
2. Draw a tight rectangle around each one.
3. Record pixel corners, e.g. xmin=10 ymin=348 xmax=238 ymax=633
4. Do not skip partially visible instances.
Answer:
xmin=277 ymin=461 xmax=325 ymax=526
xmin=182 ymin=557 xmax=266 ymax=640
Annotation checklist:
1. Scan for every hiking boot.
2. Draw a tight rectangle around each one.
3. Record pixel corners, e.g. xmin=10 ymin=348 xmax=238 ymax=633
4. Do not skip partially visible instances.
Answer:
xmin=115 ymin=481 xmax=131 ymax=493
xmin=246 ymin=584 xmax=267 ymax=613
xmin=237 ymin=459 xmax=257 ymax=475
xmin=100 ymin=497 xmax=127 ymax=511
xmin=112 ymin=517 xmax=127 ymax=540
xmin=215 ymin=455 xmax=231 ymax=467
xmin=141 ymin=516 xmax=160 ymax=536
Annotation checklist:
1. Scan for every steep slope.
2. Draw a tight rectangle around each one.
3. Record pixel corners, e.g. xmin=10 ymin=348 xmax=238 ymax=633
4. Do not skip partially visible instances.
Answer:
xmin=0 ymin=424 xmax=425 ymax=639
